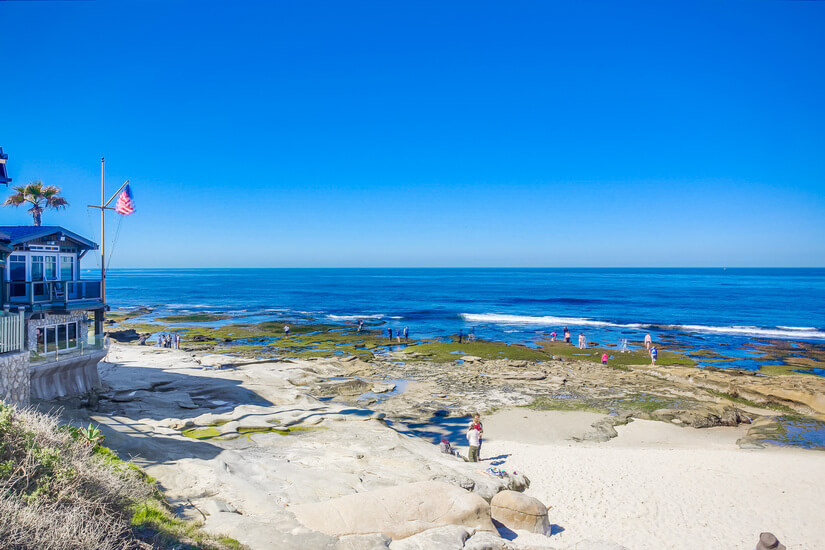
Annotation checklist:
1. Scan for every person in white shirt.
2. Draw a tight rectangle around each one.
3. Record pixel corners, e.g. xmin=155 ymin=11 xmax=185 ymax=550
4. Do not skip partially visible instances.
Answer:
xmin=466 ymin=423 xmax=481 ymax=462
xmin=644 ymin=333 xmax=652 ymax=349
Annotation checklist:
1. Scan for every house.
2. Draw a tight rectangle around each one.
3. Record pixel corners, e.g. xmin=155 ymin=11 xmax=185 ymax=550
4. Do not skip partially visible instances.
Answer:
xmin=0 ymin=225 xmax=107 ymax=400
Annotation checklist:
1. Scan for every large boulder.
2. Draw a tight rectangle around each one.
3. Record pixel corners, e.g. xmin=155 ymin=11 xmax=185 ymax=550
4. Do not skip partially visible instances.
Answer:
xmin=291 ymin=481 xmax=496 ymax=540
xmin=489 ymin=490 xmax=550 ymax=535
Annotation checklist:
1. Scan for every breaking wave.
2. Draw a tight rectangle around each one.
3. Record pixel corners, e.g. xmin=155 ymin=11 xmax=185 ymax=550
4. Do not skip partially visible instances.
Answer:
xmin=460 ymin=313 xmax=825 ymax=340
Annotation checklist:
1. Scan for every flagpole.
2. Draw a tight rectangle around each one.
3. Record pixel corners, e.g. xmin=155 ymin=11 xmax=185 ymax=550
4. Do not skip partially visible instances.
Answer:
xmin=100 ymin=156 xmax=106 ymax=304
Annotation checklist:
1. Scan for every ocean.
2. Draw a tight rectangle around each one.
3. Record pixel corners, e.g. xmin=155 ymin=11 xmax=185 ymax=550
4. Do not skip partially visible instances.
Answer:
xmin=94 ymin=267 xmax=825 ymax=373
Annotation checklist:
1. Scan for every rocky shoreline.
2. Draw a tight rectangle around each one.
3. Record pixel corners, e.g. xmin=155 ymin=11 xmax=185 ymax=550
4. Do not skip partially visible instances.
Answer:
xmin=41 ymin=335 xmax=825 ymax=549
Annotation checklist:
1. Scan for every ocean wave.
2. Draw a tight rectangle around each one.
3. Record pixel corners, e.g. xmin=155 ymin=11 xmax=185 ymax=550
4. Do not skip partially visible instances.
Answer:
xmin=460 ymin=313 xmax=825 ymax=340
xmin=460 ymin=313 xmax=642 ymax=329
xmin=668 ymin=324 xmax=825 ymax=340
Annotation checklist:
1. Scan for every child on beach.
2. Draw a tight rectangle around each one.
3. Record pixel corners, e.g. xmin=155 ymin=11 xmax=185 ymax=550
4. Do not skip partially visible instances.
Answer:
xmin=550 ymin=331 xmax=557 ymax=341
xmin=650 ymin=346 xmax=658 ymax=365
xmin=601 ymin=353 xmax=608 ymax=365
xmin=466 ymin=419 xmax=481 ymax=462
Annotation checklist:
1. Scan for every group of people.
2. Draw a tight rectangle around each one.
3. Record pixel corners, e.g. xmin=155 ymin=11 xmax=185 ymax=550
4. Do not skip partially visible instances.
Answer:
xmin=387 ymin=326 xmax=410 ymax=342
xmin=549 ymin=327 xmax=660 ymax=366
xmin=156 ymin=332 xmax=181 ymax=349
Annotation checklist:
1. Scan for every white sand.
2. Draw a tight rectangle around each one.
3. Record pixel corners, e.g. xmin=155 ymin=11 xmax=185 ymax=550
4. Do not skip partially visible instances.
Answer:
xmin=481 ymin=409 xmax=825 ymax=549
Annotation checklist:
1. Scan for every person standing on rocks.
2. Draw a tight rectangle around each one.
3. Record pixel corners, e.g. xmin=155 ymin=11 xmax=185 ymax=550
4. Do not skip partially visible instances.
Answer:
xmin=650 ymin=346 xmax=658 ymax=366
xmin=644 ymin=333 xmax=652 ymax=349
xmin=387 ymin=327 xmax=393 ymax=341
xmin=175 ymin=333 xmax=181 ymax=349
xmin=403 ymin=326 xmax=409 ymax=341
xmin=458 ymin=329 xmax=464 ymax=344
xmin=563 ymin=326 xmax=571 ymax=343
xmin=601 ymin=353 xmax=608 ymax=365
xmin=284 ymin=325 xmax=290 ymax=338
xmin=357 ymin=319 xmax=363 ymax=333
xmin=470 ymin=413 xmax=484 ymax=459
xmin=578 ymin=333 xmax=587 ymax=349
xmin=466 ymin=420 xmax=481 ymax=462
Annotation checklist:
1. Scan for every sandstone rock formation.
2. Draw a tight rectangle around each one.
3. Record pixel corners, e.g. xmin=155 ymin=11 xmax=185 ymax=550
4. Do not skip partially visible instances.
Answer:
xmin=291 ymin=481 xmax=497 ymax=539
xmin=490 ymin=490 xmax=551 ymax=535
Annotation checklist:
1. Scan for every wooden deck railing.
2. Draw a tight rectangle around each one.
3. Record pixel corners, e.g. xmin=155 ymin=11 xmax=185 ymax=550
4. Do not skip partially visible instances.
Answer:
xmin=3 ymin=280 xmax=102 ymax=306
xmin=0 ymin=310 xmax=25 ymax=353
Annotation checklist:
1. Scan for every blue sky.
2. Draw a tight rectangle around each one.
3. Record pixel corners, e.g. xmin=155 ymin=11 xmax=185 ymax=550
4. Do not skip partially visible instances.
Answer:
xmin=1 ymin=0 xmax=823 ymax=268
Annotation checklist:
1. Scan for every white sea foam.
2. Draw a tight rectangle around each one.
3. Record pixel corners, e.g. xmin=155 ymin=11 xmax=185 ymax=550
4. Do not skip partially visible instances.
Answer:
xmin=460 ymin=313 xmax=825 ymax=340
xmin=460 ymin=313 xmax=643 ymax=329
xmin=669 ymin=324 xmax=825 ymax=340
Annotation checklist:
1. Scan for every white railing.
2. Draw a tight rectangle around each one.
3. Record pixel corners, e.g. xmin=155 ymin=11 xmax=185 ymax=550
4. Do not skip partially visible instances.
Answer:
xmin=0 ymin=311 xmax=25 ymax=354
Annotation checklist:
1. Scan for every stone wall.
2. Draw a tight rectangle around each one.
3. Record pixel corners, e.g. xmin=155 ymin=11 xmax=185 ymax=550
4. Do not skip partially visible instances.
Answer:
xmin=27 ymin=312 xmax=89 ymax=350
xmin=0 ymin=351 xmax=30 ymax=408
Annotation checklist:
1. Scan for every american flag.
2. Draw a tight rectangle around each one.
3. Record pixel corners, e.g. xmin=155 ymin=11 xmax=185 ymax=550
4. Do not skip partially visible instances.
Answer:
xmin=114 ymin=184 xmax=135 ymax=215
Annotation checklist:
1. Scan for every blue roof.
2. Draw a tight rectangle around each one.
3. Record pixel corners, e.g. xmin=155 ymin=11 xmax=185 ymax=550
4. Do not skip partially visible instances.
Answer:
xmin=0 ymin=226 xmax=97 ymax=250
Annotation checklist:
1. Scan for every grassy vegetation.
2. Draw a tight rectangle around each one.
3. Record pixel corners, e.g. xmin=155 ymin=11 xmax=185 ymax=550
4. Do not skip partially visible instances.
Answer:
xmin=538 ymin=341 xmax=696 ymax=367
xmin=687 ymin=349 xmax=737 ymax=363
xmin=523 ymin=393 xmax=672 ymax=417
xmin=742 ymin=341 xmax=825 ymax=376
xmin=756 ymin=363 xmax=822 ymax=376
xmin=402 ymin=339 xmax=551 ymax=362
xmin=181 ymin=423 xmax=323 ymax=440
xmin=0 ymin=404 xmax=244 ymax=550
xmin=522 ymin=396 xmax=609 ymax=414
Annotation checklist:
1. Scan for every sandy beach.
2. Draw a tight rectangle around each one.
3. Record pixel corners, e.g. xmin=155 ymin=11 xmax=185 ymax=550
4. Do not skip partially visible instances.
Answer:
xmin=483 ymin=409 xmax=825 ymax=549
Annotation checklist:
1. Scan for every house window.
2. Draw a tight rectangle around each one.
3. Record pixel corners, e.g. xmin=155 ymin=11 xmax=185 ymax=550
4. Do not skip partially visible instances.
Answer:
xmin=38 ymin=321 xmax=82 ymax=354
xmin=32 ymin=256 xmax=44 ymax=280
xmin=9 ymin=255 xmax=25 ymax=281
xmin=60 ymin=256 xmax=74 ymax=281
xmin=45 ymin=256 xmax=57 ymax=280
xmin=46 ymin=326 xmax=57 ymax=353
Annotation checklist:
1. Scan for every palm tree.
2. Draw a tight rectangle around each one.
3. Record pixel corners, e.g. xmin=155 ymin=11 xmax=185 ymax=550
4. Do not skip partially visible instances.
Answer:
xmin=3 ymin=181 xmax=69 ymax=226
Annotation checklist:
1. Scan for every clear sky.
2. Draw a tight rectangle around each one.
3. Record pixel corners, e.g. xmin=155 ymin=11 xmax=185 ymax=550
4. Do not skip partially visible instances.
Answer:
xmin=1 ymin=0 xmax=823 ymax=268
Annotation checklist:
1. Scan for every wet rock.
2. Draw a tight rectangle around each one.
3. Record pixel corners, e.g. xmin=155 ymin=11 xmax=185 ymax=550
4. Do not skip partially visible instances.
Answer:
xmin=371 ymin=382 xmax=397 ymax=394
xmin=320 ymin=379 xmax=372 ymax=397
xmin=489 ymin=490 xmax=550 ymax=535
xmin=106 ymin=329 xmax=140 ymax=342
xmin=651 ymin=404 xmax=749 ymax=428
